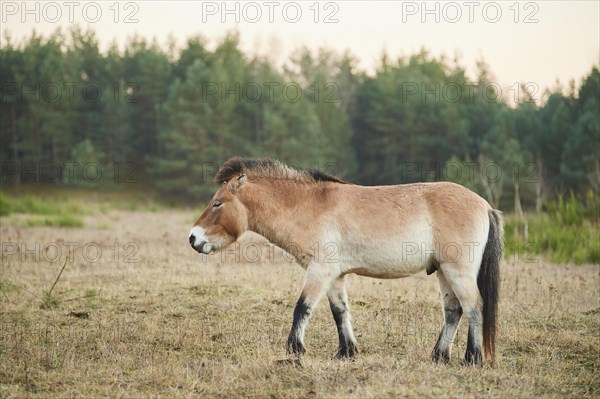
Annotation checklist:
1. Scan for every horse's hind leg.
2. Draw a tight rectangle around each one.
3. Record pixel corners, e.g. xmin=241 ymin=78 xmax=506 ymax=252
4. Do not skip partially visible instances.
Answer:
xmin=432 ymin=271 xmax=463 ymax=363
xmin=441 ymin=264 xmax=484 ymax=366
xmin=327 ymin=275 xmax=358 ymax=358
xmin=287 ymin=263 xmax=337 ymax=356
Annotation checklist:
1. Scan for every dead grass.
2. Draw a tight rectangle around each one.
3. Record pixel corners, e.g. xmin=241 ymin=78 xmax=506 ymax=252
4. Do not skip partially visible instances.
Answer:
xmin=1 ymin=209 xmax=599 ymax=398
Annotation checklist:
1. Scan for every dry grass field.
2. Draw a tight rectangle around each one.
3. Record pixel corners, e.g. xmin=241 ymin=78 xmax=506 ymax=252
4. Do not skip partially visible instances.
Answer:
xmin=1 ymin=208 xmax=599 ymax=398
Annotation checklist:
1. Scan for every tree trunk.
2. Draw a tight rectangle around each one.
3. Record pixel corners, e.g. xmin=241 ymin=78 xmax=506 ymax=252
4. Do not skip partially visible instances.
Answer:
xmin=478 ymin=155 xmax=500 ymax=208
xmin=535 ymin=154 xmax=543 ymax=213
xmin=514 ymin=181 xmax=528 ymax=241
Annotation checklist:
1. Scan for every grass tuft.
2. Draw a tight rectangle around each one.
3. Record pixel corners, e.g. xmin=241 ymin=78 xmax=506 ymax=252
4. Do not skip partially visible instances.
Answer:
xmin=40 ymin=256 xmax=69 ymax=309
xmin=0 ymin=192 xmax=12 ymax=216
xmin=0 ymin=280 xmax=20 ymax=293
xmin=26 ymin=214 xmax=84 ymax=228
xmin=1 ymin=193 xmax=87 ymax=227
xmin=505 ymin=195 xmax=600 ymax=264
xmin=40 ymin=291 xmax=61 ymax=309
xmin=11 ymin=195 xmax=63 ymax=215
xmin=85 ymin=289 xmax=99 ymax=308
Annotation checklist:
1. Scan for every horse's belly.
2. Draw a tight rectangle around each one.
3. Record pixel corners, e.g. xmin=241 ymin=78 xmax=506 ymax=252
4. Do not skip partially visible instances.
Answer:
xmin=338 ymin=241 xmax=431 ymax=279
xmin=347 ymin=266 xmax=417 ymax=279
xmin=322 ymin=224 xmax=434 ymax=279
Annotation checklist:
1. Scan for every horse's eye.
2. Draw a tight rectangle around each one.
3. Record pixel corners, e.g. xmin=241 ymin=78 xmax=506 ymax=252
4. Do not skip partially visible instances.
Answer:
xmin=213 ymin=201 xmax=222 ymax=208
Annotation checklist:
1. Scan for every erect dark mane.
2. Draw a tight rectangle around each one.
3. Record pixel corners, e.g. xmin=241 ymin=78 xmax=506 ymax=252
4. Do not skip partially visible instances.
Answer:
xmin=214 ymin=157 xmax=346 ymax=185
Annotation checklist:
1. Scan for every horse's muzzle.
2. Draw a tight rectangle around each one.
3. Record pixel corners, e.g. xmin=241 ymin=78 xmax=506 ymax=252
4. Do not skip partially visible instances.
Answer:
xmin=189 ymin=226 xmax=216 ymax=254
xmin=189 ymin=235 xmax=213 ymax=254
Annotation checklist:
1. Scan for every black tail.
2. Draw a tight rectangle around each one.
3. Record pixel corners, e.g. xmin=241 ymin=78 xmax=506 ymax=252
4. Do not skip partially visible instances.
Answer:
xmin=478 ymin=209 xmax=503 ymax=364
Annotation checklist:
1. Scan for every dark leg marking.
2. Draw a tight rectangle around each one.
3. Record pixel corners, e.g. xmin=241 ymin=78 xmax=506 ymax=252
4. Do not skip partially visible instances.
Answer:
xmin=432 ymin=306 xmax=463 ymax=363
xmin=464 ymin=323 xmax=483 ymax=366
xmin=463 ymin=309 xmax=483 ymax=366
xmin=287 ymin=298 xmax=310 ymax=355
xmin=330 ymin=300 xmax=358 ymax=358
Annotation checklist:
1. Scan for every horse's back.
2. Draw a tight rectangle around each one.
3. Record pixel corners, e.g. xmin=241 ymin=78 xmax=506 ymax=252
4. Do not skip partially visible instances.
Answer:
xmin=328 ymin=181 xmax=491 ymax=276
xmin=333 ymin=181 xmax=490 ymax=223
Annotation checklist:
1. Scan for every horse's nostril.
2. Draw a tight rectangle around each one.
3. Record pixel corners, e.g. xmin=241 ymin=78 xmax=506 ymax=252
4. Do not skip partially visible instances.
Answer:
xmin=189 ymin=234 xmax=195 ymax=245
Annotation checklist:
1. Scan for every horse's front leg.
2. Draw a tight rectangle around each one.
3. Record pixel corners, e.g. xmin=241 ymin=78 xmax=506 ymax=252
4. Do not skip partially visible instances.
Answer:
xmin=327 ymin=275 xmax=359 ymax=358
xmin=287 ymin=264 xmax=337 ymax=356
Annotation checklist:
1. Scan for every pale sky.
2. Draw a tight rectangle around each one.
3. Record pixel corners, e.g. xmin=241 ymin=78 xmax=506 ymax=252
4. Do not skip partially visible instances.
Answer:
xmin=2 ymin=1 xmax=599 ymax=101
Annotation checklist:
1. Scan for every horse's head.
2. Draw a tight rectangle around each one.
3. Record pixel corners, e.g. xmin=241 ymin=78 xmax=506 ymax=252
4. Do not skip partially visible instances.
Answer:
xmin=189 ymin=174 xmax=248 ymax=254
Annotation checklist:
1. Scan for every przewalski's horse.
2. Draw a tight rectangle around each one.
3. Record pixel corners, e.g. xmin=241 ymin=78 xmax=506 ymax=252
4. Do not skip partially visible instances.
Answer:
xmin=189 ymin=157 xmax=503 ymax=366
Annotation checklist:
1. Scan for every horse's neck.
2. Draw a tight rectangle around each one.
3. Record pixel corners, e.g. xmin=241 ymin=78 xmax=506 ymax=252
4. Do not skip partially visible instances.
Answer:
xmin=241 ymin=181 xmax=311 ymax=252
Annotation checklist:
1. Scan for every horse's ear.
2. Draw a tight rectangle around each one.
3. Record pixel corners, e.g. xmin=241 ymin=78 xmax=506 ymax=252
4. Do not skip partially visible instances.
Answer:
xmin=232 ymin=174 xmax=247 ymax=192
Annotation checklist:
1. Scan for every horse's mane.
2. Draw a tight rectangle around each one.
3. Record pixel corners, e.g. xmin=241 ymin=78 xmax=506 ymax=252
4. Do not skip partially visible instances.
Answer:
xmin=214 ymin=157 xmax=346 ymax=185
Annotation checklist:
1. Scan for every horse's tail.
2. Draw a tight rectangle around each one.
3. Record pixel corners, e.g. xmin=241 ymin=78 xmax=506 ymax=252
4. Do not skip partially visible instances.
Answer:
xmin=478 ymin=209 xmax=503 ymax=365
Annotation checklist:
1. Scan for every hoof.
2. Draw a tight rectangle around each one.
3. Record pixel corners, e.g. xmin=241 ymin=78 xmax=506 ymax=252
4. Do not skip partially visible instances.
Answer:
xmin=432 ymin=348 xmax=450 ymax=364
xmin=431 ymin=352 xmax=450 ymax=364
xmin=336 ymin=342 xmax=359 ymax=359
xmin=463 ymin=350 xmax=483 ymax=367
xmin=287 ymin=338 xmax=306 ymax=355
